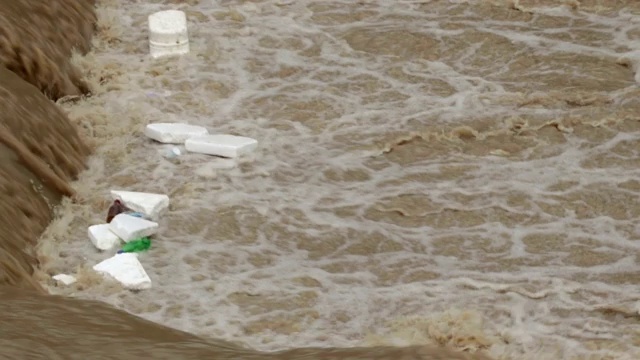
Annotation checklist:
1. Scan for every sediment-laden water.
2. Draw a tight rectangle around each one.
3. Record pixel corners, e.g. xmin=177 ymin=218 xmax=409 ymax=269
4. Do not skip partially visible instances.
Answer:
xmin=2 ymin=1 xmax=640 ymax=359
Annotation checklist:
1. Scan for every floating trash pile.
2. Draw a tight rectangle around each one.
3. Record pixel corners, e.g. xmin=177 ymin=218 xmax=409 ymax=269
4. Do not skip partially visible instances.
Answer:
xmin=53 ymin=120 xmax=258 ymax=290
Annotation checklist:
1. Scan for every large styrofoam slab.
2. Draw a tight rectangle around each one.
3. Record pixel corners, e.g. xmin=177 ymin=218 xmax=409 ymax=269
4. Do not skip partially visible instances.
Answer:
xmin=185 ymin=134 xmax=258 ymax=158
xmin=110 ymin=190 xmax=169 ymax=220
xmin=88 ymin=224 xmax=122 ymax=251
xmin=148 ymin=10 xmax=190 ymax=58
xmin=93 ymin=253 xmax=152 ymax=290
xmin=109 ymin=214 xmax=158 ymax=242
xmin=145 ymin=123 xmax=208 ymax=144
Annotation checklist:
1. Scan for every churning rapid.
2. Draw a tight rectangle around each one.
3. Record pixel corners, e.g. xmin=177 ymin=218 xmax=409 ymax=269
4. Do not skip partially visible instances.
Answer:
xmin=2 ymin=0 xmax=640 ymax=359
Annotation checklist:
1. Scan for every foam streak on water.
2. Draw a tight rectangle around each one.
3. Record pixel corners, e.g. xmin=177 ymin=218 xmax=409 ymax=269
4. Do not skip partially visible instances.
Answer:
xmin=40 ymin=1 xmax=640 ymax=359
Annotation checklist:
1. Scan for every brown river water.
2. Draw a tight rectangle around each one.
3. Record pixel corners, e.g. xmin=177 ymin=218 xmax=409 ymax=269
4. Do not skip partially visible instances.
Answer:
xmin=2 ymin=0 xmax=640 ymax=359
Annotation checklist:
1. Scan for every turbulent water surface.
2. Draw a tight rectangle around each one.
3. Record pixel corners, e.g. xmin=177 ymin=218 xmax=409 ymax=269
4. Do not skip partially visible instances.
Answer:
xmin=2 ymin=0 xmax=640 ymax=359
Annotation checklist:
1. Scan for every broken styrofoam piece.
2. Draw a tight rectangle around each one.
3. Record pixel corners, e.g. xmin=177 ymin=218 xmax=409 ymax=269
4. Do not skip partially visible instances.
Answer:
xmin=88 ymin=224 xmax=122 ymax=251
xmin=52 ymin=274 xmax=77 ymax=285
xmin=93 ymin=253 xmax=152 ymax=290
xmin=148 ymin=10 xmax=190 ymax=59
xmin=108 ymin=214 xmax=158 ymax=243
xmin=145 ymin=123 xmax=208 ymax=144
xmin=185 ymin=134 xmax=258 ymax=158
xmin=110 ymin=190 xmax=170 ymax=220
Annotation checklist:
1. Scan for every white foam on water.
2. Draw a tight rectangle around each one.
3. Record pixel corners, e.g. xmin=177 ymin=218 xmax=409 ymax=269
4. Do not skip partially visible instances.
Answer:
xmin=40 ymin=1 xmax=640 ymax=359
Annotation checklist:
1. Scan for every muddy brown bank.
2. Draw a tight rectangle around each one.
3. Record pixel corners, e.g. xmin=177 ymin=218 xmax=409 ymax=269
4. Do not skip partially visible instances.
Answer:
xmin=0 ymin=1 xmax=489 ymax=359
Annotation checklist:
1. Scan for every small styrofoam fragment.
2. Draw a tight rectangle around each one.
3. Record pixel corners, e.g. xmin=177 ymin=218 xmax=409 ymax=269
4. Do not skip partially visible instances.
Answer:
xmin=109 ymin=214 xmax=158 ymax=243
xmin=110 ymin=190 xmax=170 ymax=220
xmin=145 ymin=123 xmax=208 ymax=144
xmin=163 ymin=146 xmax=181 ymax=159
xmin=93 ymin=253 xmax=152 ymax=290
xmin=88 ymin=224 xmax=122 ymax=251
xmin=52 ymin=274 xmax=77 ymax=285
xmin=185 ymin=134 xmax=258 ymax=158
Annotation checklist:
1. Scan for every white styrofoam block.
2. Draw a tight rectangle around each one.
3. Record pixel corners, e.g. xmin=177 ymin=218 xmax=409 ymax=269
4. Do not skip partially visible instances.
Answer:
xmin=110 ymin=190 xmax=170 ymax=220
xmin=185 ymin=134 xmax=258 ymax=158
xmin=93 ymin=253 xmax=152 ymax=290
xmin=108 ymin=214 xmax=158 ymax=243
xmin=52 ymin=274 xmax=77 ymax=285
xmin=88 ymin=224 xmax=122 ymax=251
xmin=148 ymin=10 xmax=190 ymax=59
xmin=145 ymin=123 xmax=208 ymax=144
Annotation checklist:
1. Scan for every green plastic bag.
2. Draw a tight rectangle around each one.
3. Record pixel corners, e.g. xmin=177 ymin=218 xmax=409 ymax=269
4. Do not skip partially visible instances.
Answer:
xmin=118 ymin=237 xmax=151 ymax=254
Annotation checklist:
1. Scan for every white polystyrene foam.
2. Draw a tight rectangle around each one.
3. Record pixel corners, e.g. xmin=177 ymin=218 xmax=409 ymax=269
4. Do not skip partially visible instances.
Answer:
xmin=185 ymin=134 xmax=258 ymax=158
xmin=93 ymin=253 xmax=152 ymax=290
xmin=108 ymin=214 xmax=158 ymax=242
xmin=88 ymin=224 xmax=122 ymax=251
xmin=145 ymin=123 xmax=208 ymax=144
xmin=148 ymin=10 xmax=189 ymax=59
xmin=52 ymin=274 xmax=77 ymax=286
xmin=110 ymin=190 xmax=170 ymax=220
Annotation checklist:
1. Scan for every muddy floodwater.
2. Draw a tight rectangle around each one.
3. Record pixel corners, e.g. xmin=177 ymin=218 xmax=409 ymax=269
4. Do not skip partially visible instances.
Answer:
xmin=2 ymin=1 xmax=640 ymax=359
